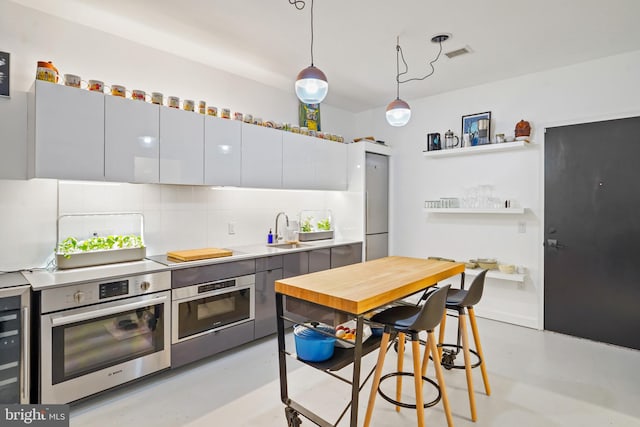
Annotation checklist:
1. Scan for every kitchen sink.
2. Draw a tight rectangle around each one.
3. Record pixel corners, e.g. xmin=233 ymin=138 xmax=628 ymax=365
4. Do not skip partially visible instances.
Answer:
xmin=267 ymin=242 xmax=310 ymax=249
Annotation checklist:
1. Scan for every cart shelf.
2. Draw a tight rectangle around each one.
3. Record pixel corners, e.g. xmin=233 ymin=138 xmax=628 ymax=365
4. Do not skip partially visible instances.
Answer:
xmin=289 ymin=334 xmax=383 ymax=372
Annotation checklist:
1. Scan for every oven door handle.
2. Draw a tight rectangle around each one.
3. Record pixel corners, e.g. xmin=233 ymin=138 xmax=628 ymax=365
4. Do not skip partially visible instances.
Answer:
xmin=50 ymin=295 xmax=168 ymax=327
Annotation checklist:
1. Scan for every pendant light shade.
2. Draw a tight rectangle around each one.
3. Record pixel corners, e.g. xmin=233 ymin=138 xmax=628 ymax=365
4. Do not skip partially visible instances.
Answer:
xmin=385 ymin=98 xmax=411 ymax=127
xmin=295 ymin=65 xmax=328 ymax=104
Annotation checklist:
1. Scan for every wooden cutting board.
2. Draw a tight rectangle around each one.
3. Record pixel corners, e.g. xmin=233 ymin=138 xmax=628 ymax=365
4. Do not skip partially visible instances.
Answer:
xmin=167 ymin=248 xmax=233 ymax=262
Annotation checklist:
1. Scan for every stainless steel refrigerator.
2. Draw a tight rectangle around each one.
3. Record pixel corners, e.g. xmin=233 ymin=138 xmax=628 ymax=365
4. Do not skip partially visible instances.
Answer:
xmin=365 ymin=152 xmax=389 ymax=260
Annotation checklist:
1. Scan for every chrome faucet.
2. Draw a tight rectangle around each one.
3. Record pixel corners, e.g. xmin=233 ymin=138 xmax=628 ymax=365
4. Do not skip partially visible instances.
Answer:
xmin=274 ymin=212 xmax=289 ymax=242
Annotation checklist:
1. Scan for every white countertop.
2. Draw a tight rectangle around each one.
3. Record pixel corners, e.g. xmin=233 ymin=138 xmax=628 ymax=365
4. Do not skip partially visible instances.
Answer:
xmin=24 ymin=239 xmax=362 ymax=290
xmin=24 ymin=259 xmax=170 ymax=290
xmin=0 ymin=272 xmax=30 ymax=290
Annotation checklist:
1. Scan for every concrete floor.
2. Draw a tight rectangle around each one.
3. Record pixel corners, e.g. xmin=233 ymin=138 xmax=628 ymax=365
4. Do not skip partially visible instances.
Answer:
xmin=70 ymin=317 xmax=640 ymax=426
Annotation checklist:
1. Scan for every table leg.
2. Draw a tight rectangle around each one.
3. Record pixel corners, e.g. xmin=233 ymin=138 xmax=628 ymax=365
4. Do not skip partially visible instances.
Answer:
xmin=276 ymin=293 xmax=289 ymax=404
xmin=350 ymin=316 xmax=364 ymax=426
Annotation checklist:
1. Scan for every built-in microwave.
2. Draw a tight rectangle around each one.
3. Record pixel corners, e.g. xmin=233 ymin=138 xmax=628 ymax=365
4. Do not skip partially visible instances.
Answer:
xmin=171 ymin=274 xmax=255 ymax=344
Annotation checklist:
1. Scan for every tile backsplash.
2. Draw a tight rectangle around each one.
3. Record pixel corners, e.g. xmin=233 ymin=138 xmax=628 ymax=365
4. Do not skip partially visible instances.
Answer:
xmin=0 ymin=179 xmax=362 ymax=271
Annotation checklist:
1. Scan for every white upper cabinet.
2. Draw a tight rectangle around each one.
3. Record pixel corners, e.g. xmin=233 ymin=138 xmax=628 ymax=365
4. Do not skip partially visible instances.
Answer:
xmin=0 ymin=93 xmax=27 ymax=179
xmin=27 ymin=81 xmax=349 ymax=189
xmin=159 ymin=107 xmax=204 ymax=185
xmin=29 ymin=81 xmax=105 ymax=180
xmin=204 ymin=117 xmax=242 ymax=186
xmin=282 ymin=133 xmax=347 ymax=190
xmin=241 ymin=123 xmax=282 ymax=188
xmin=282 ymin=132 xmax=316 ymax=189
xmin=105 ymin=96 xmax=160 ymax=183
xmin=317 ymin=138 xmax=347 ymax=190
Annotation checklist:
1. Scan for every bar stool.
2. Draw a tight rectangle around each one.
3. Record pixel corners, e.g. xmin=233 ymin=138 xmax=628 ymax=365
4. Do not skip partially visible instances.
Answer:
xmin=363 ymin=285 xmax=454 ymax=427
xmin=437 ymin=269 xmax=491 ymax=422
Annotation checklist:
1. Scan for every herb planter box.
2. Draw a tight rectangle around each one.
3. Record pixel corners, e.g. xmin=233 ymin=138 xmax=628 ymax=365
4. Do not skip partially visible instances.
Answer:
xmin=55 ymin=213 xmax=146 ymax=270
xmin=56 ymin=247 xmax=146 ymax=269
xmin=298 ymin=230 xmax=334 ymax=242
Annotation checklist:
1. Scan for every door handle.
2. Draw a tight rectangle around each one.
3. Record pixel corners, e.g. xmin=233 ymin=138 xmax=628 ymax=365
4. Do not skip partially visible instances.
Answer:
xmin=51 ymin=294 xmax=168 ymax=327
xmin=545 ymin=239 xmax=566 ymax=249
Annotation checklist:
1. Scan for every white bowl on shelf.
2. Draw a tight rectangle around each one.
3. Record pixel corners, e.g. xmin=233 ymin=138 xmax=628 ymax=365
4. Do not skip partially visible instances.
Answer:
xmin=498 ymin=264 xmax=516 ymax=274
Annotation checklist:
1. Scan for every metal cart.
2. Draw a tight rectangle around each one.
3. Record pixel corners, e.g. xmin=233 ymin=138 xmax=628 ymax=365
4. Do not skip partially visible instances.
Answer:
xmin=274 ymin=257 xmax=465 ymax=426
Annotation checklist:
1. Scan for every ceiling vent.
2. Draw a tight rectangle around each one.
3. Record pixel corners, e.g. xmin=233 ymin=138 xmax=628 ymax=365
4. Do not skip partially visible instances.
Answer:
xmin=445 ymin=46 xmax=473 ymax=59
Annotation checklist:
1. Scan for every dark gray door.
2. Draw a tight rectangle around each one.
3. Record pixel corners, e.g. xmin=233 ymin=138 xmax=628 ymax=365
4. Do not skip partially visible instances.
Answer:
xmin=544 ymin=116 xmax=640 ymax=350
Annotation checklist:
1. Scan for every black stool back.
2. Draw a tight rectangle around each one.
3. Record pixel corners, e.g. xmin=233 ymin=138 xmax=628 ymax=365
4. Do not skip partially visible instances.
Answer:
xmin=408 ymin=285 xmax=450 ymax=332
xmin=458 ymin=269 xmax=488 ymax=308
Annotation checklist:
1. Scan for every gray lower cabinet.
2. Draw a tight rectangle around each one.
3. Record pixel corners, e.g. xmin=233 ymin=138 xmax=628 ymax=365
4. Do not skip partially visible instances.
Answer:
xmin=172 ymin=321 xmax=255 ymax=368
xmin=283 ymin=251 xmax=309 ymax=278
xmin=309 ymin=248 xmax=331 ymax=273
xmin=331 ymin=243 xmax=363 ymax=268
xmin=255 ymin=256 xmax=283 ymax=339
xmin=283 ymin=249 xmax=331 ymax=277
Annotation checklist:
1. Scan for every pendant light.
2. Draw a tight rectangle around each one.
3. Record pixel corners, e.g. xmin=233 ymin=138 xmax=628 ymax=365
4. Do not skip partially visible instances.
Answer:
xmin=386 ymin=39 xmax=411 ymax=127
xmin=385 ymin=34 xmax=449 ymax=127
xmin=291 ymin=0 xmax=328 ymax=104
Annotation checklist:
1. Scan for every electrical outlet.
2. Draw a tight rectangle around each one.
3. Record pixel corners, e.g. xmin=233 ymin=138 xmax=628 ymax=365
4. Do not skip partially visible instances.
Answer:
xmin=228 ymin=222 xmax=236 ymax=235
xmin=518 ymin=221 xmax=526 ymax=233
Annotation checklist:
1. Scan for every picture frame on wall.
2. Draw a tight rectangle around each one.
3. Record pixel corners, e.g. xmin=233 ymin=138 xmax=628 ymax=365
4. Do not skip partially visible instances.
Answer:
xmin=462 ymin=111 xmax=491 ymax=146
xmin=298 ymin=102 xmax=321 ymax=131
xmin=0 ymin=51 xmax=9 ymax=98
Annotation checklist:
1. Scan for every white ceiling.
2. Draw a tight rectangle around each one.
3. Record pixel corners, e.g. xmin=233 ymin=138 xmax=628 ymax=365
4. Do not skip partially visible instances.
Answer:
xmin=12 ymin=0 xmax=640 ymax=112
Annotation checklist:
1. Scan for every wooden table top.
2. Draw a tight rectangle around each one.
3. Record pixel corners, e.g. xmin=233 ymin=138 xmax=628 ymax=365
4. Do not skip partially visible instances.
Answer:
xmin=275 ymin=256 xmax=465 ymax=315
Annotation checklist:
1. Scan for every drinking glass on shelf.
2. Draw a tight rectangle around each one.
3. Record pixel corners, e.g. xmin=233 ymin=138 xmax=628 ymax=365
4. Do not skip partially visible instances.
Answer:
xmin=479 ymin=184 xmax=493 ymax=208
xmin=466 ymin=186 xmax=480 ymax=208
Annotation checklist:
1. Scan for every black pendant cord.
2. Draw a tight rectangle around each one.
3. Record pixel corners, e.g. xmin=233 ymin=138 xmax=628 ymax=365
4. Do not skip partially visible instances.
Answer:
xmin=397 ymin=38 xmax=444 ymax=84
xmin=310 ymin=0 xmax=315 ymax=66
xmin=288 ymin=0 xmax=315 ymax=66
xmin=395 ymin=39 xmax=401 ymax=100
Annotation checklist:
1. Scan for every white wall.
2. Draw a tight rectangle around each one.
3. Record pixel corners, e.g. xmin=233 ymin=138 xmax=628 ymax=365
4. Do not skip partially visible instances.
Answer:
xmin=356 ymin=49 xmax=640 ymax=329
xmin=0 ymin=2 xmax=362 ymax=271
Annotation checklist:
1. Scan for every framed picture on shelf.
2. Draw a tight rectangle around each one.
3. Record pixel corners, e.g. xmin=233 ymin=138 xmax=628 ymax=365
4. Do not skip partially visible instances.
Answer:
xmin=462 ymin=111 xmax=491 ymax=146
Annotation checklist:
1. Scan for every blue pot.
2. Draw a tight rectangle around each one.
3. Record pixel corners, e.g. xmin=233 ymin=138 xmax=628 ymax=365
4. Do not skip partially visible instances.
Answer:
xmin=294 ymin=325 xmax=336 ymax=362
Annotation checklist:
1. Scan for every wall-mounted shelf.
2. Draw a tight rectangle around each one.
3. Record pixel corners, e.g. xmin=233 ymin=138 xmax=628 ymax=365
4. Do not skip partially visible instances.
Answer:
xmin=423 ymin=140 xmax=529 ymax=158
xmin=466 ymin=268 xmax=525 ymax=283
xmin=423 ymin=207 xmax=526 ymax=214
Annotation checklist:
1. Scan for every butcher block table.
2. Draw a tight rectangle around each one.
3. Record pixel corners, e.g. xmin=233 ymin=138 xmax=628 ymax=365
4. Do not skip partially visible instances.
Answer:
xmin=274 ymin=256 xmax=465 ymax=427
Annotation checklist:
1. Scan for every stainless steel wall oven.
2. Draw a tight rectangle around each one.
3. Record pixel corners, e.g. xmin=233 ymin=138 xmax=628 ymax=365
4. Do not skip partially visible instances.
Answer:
xmin=39 ymin=271 xmax=171 ymax=404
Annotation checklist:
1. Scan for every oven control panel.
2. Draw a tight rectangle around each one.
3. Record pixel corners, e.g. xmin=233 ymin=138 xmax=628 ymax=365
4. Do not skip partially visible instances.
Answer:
xmin=40 ymin=271 xmax=171 ymax=313
xmin=99 ymin=280 xmax=129 ymax=299
xmin=198 ymin=279 xmax=235 ymax=294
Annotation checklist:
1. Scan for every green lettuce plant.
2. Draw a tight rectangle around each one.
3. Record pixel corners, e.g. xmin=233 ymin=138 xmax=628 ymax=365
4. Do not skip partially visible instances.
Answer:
xmin=317 ymin=218 xmax=331 ymax=231
xmin=301 ymin=217 xmax=314 ymax=233
xmin=56 ymin=235 xmax=144 ymax=258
